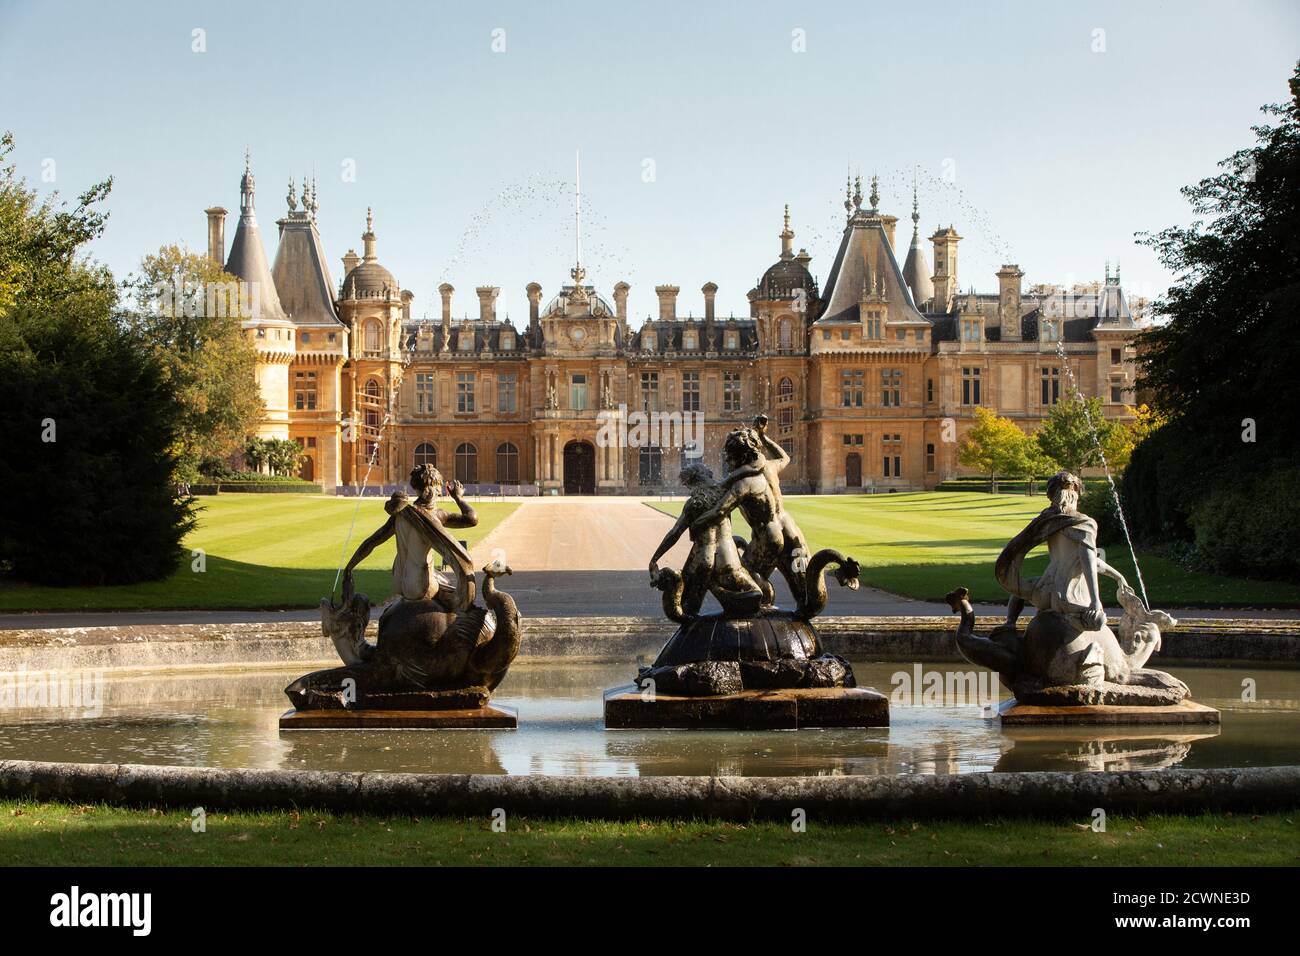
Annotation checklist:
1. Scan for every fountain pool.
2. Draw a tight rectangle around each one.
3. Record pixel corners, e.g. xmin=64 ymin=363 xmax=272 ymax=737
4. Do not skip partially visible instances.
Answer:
xmin=2 ymin=661 xmax=1298 ymax=777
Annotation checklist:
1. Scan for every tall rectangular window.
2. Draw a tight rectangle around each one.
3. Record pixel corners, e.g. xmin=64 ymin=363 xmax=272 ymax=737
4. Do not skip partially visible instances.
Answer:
xmin=415 ymin=372 xmax=434 ymax=414
xmin=1111 ymin=348 xmax=1122 ymax=365
xmin=640 ymin=372 xmax=659 ymax=412
xmin=841 ymin=369 xmax=864 ymax=408
xmin=570 ymin=373 xmax=588 ymax=411
xmin=682 ymin=371 xmax=700 ymax=412
xmin=926 ymin=442 xmax=936 ymax=473
xmin=497 ymin=372 xmax=517 ymax=413
xmin=962 ymin=367 xmax=982 ymax=405
xmin=1041 ymin=367 xmax=1060 ymax=405
xmin=881 ymin=368 xmax=902 ymax=407
xmin=456 ymin=372 xmax=476 ymax=413
xmin=883 ymin=434 xmax=902 ymax=478
xmin=294 ymin=370 xmax=317 ymax=411
xmin=723 ymin=372 xmax=742 ymax=412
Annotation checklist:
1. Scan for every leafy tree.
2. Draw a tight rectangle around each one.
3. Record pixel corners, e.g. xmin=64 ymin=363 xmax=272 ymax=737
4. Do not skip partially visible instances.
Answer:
xmin=1035 ymin=395 xmax=1121 ymax=475
xmin=958 ymin=407 xmax=1029 ymax=492
xmin=1006 ymin=431 xmax=1057 ymax=494
xmin=0 ymin=133 xmax=193 ymax=585
xmin=123 ymin=245 xmax=263 ymax=480
xmin=1101 ymin=404 xmax=1166 ymax=473
xmin=1125 ymin=62 xmax=1300 ymax=572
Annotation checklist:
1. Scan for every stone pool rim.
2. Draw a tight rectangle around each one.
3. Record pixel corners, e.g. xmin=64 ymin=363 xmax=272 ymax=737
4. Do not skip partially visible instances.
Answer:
xmin=2 ymin=759 xmax=1297 ymax=821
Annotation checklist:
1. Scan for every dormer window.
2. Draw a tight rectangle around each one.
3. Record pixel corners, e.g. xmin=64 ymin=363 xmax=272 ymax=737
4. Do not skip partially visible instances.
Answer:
xmin=301 ymin=332 xmax=311 ymax=343
xmin=1042 ymin=320 xmax=1061 ymax=342
xmin=458 ymin=332 xmax=474 ymax=350
xmin=643 ymin=330 xmax=657 ymax=351
xmin=500 ymin=331 xmax=515 ymax=351
xmin=683 ymin=331 xmax=697 ymax=350
xmin=962 ymin=319 xmax=982 ymax=343
xmin=725 ymin=332 xmax=738 ymax=350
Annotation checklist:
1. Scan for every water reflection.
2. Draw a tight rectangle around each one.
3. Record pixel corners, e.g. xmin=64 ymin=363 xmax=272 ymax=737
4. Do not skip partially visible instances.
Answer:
xmin=0 ymin=662 xmax=1295 ymax=777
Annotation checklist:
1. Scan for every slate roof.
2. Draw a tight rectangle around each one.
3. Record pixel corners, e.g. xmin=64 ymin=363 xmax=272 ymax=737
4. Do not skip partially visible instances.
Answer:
xmin=225 ymin=164 xmax=290 ymax=324
xmin=273 ymin=210 xmax=342 ymax=326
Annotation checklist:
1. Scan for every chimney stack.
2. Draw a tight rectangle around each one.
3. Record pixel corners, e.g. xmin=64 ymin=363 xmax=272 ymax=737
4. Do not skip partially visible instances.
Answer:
xmin=476 ymin=286 xmax=499 ymax=322
xmin=205 ymin=207 xmax=227 ymax=267
xmin=342 ymin=248 xmax=360 ymax=279
xmin=438 ymin=283 xmax=454 ymax=323
xmin=655 ymin=284 xmax=680 ymax=322
xmin=702 ymin=282 xmax=718 ymax=321
xmin=997 ymin=264 xmax=1024 ymax=341
xmin=930 ymin=226 xmax=962 ymax=313
xmin=526 ymin=282 xmax=542 ymax=323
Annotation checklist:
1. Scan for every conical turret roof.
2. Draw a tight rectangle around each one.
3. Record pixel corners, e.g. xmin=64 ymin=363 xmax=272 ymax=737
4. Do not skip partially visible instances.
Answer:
xmin=225 ymin=153 xmax=289 ymax=324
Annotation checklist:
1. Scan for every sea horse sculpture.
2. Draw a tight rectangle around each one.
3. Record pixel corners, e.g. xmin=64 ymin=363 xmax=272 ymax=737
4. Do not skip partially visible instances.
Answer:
xmin=636 ymin=418 xmax=861 ymax=697
xmin=946 ymin=470 xmax=1188 ymax=707
xmin=285 ymin=465 xmax=521 ymax=711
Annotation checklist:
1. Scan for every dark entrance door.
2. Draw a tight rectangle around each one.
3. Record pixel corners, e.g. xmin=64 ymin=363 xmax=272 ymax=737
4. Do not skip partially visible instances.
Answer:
xmin=845 ymin=452 xmax=861 ymax=488
xmin=563 ymin=440 xmax=596 ymax=494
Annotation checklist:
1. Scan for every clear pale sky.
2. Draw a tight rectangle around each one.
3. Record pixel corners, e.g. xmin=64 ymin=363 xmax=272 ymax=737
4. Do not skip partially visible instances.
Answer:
xmin=1 ymin=0 xmax=1296 ymax=324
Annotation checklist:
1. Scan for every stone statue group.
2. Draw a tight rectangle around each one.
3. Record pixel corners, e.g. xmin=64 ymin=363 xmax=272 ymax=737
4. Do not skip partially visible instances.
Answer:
xmin=287 ymin=411 xmax=1187 ymax=718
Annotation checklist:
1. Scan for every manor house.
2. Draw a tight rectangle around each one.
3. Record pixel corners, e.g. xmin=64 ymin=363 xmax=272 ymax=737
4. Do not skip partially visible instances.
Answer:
xmin=205 ymin=161 xmax=1141 ymax=493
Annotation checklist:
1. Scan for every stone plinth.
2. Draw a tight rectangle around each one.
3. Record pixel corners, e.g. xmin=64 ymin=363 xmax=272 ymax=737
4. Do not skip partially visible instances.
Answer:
xmin=279 ymin=704 xmax=517 ymax=730
xmin=997 ymin=699 xmax=1220 ymax=726
xmin=603 ymin=684 xmax=888 ymax=730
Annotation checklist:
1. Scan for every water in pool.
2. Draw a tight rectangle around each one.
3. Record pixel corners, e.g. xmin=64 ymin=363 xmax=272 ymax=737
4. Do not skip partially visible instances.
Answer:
xmin=1 ymin=662 xmax=1297 ymax=776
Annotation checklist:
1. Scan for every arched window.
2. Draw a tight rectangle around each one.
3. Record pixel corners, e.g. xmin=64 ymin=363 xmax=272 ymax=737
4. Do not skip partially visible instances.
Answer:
xmin=455 ymin=442 xmax=478 ymax=484
xmin=779 ymin=319 xmax=793 ymax=350
xmin=364 ymin=320 xmax=381 ymax=351
xmin=414 ymin=442 xmax=437 ymax=468
xmin=777 ymin=377 xmax=794 ymax=400
xmin=363 ymin=378 xmax=383 ymax=401
xmin=496 ymin=442 xmax=519 ymax=483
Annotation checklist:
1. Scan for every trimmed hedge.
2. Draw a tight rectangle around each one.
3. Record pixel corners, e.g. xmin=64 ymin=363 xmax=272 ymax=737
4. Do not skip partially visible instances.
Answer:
xmin=190 ymin=481 xmax=321 ymax=495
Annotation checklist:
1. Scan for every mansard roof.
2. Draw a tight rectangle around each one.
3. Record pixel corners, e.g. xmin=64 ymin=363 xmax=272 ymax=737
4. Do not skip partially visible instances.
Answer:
xmin=402 ymin=318 xmax=524 ymax=355
xmin=273 ymin=207 xmax=342 ymax=327
xmin=631 ymin=316 xmax=757 ymax=355
xmin=815 ymin=210 xmax=927 ymax=325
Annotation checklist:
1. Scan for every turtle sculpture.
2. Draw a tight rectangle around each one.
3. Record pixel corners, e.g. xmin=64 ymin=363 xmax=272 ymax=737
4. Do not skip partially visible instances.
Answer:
xmin=946 ymin=470 xmax=1187 ymax=707
xmin=284 ymin=464 xmax=520 ymax=713
xmin=638 ymin=415 xmax=861 ymax=697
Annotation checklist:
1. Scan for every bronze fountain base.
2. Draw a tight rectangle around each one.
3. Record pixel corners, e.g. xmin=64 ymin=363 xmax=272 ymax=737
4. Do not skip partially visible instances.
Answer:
xmin=603 ymin=607 xmax=889 ymax=730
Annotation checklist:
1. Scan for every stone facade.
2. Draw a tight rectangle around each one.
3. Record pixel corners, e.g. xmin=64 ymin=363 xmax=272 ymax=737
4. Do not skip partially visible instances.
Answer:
xmin=210 ymin=167 xmax=1143 ymax=493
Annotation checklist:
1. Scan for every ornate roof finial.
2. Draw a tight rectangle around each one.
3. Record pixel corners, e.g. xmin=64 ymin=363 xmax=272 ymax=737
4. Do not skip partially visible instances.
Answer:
xmin=779 ymin=203 xmax=794 ymax=260
xmin=853 ymin=173 xmax=863 ymax=211
xmin=911 ymin=170 xmax=920 ymax=230
xmin=287 ymin=177 xmax=298 ymax=212
xmin=366 ymin=207 xmax=374 ymax=235
xmin=869 ymin=174 xmax=880 ymax=212
xmin=844 ymin=169 xmax=853 ymax=219
xmin=239 ymin=148 xmax=256 ymax=213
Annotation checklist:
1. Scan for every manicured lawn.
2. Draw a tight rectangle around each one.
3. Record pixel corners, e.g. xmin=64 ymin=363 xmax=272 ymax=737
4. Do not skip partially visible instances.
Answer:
xmin=0 ymin=800 xmax=1293 ymax=866
xmin=0 ymin=495 xmax=518 ymax=612
xmin=651 ymin=493 xmax=1300 ymax=608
